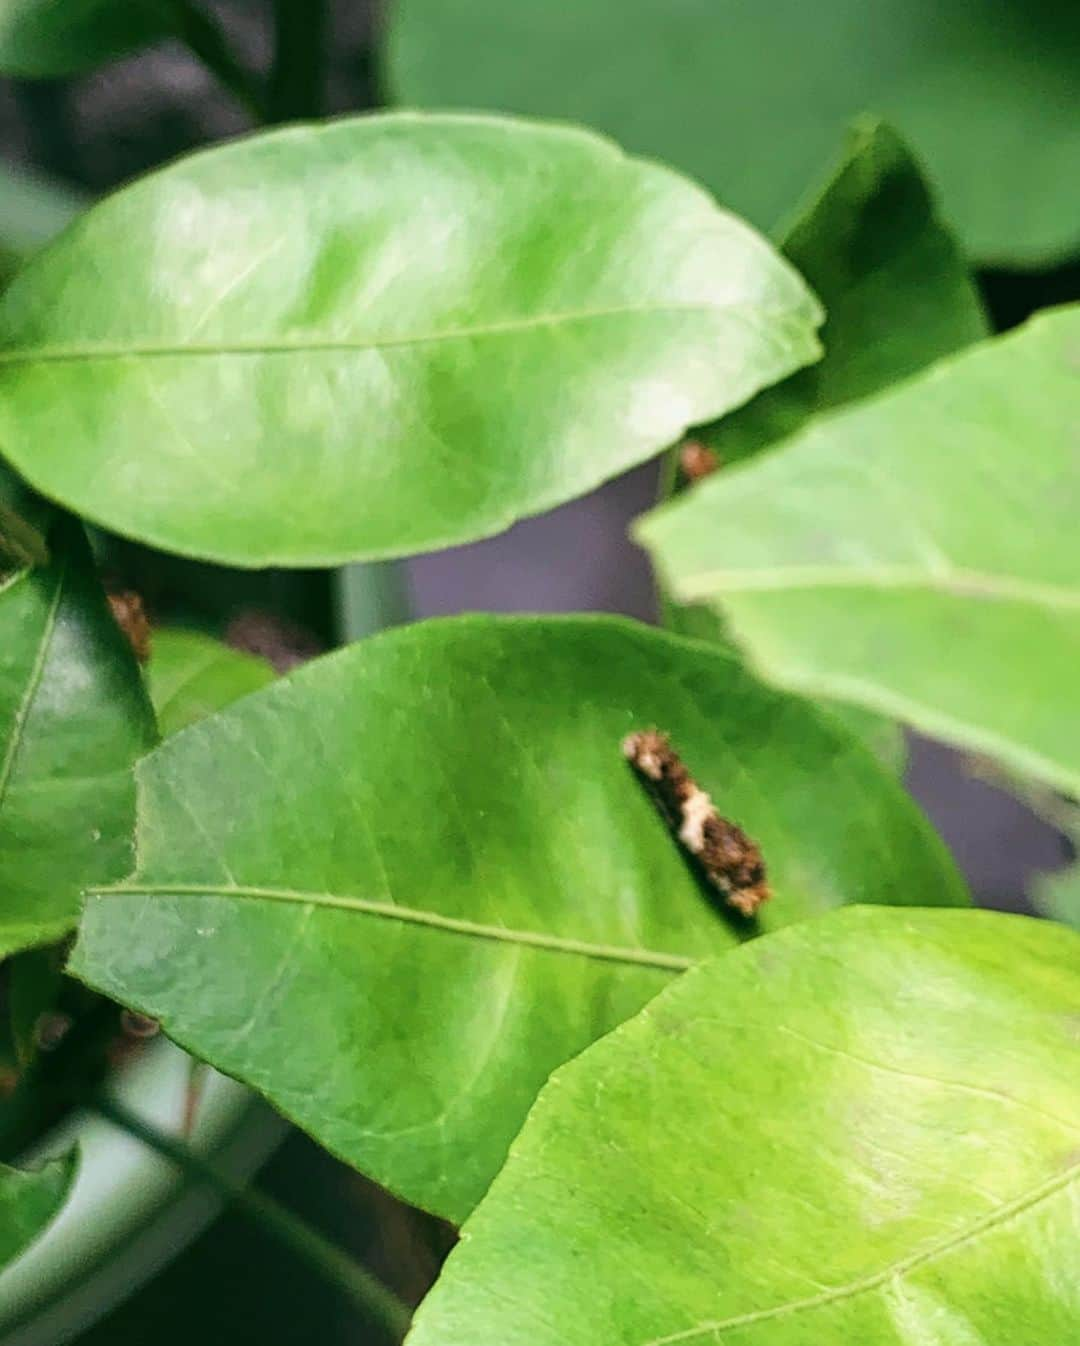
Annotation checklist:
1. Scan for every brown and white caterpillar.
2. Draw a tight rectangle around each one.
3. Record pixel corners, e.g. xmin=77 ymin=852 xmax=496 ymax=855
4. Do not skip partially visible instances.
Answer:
xmin=622 ymin=728 xmax=770 ymax=918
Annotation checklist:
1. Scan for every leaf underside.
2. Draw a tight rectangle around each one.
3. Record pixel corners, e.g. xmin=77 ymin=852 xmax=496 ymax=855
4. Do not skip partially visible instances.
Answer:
xmin=639 ymin=306 xmax=1080 ymax=798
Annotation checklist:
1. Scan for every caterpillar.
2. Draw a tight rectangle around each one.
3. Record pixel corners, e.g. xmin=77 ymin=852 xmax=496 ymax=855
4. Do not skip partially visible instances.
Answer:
xmin=622 ymin=728 xmax=770 ymax=918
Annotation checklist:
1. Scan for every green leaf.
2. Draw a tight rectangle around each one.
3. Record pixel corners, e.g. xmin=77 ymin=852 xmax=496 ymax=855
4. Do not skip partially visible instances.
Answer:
xmin=663 ymin=120 xmax=984 ymax=775
xmin=0 ymin=0 xmax=170 ymax=77
xmin=409 ymin=908 xmax=1080 ymax=1346
xmin=388 ymin=0 xmax=1080 ymax=267
xmin=0 ymin=1154 xmax=75 ymax=1268
xmin=638 ymin=306 xmax=1080 ymax=797
xmin=702 ymin=119 xmax=987 ymax=470
xmin=147 ymin=628 xmax=274 ymax=737
xmin=69 ymin=616 xmax=965 ymax=1222
xmin=0 ymin=113 xmax=820 ymax=568
xmin=0 ymin=515 xmax=157 ymax=960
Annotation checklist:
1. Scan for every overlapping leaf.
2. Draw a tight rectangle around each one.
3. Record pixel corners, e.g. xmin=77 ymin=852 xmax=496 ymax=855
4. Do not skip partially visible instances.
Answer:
xmin=0 ymin=0 xmax=169 ymax=77
xmin=0 ymin=511 xmax=156 ymax=958
xmin=664 ymin=120 xmax=986 ymax=771
xmin=409 ymin=908 xmax=1080 ymax=1345
xmin=147 ymin=629 xmax=274 ymax=737
xmin=639 ymin=306 xmax=1080 ymax=797
xmin=389 ymin=0 xmax=1080 ymax=265
xmin=700 ymin=119 xmax=986 ymax=470
xmin=0 ymin=113 xmax=820 ymax=566
xmin=0 ymin=1155 xmax=75 ymax=1269
xmin=70 ymin=616 xmax=965 ymax=1222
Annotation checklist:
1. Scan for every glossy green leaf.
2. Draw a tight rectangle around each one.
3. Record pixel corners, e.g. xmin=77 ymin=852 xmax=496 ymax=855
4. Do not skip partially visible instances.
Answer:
xmin=409 ymin=908 xmax=1080 ymax=1346
xmin=0 ymin=0 xmax=170 ymax=77
xmin=147 ymin=628 xmax=274 ymax=737
xmin=0 ymin=515 xmax=156 ymax=960
xmin=0 ymin=114 xmax=820 ymax=568
xmin=702 ymin=119 xmax=986 ymax=470
xmin=638 ymin=307 xmax=1080 ymax=797
xmin=0 ymin=1154 xmax=75 ymax=1268
xmin=389 ymin=0 xmax=1080 ymax=266
xmin=69 ymin=616 xmax=965 ymax=1222
xmin=663 ymin=120 xmax=985 ymax=776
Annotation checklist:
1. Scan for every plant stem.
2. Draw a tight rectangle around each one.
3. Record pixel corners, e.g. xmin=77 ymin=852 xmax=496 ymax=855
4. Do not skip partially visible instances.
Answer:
xmin=268 ymin=0 xmax=329 ymax=122
xmin=335 ymin=562 xmax=412 ymax=644
xmin=162 ymin=0 xmax=267 ymax=122
xmin=93 ymin=1094 xmax=411 ymax=1341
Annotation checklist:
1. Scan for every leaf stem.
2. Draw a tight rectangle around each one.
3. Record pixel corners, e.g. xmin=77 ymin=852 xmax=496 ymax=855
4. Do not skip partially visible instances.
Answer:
xmin=161 ymin=0 xmax=267 ymax=122
xmin=93 ymin=1094 xmax=411 ymax=1341
xmin=268 ymin=0 xmax=329 ymax=122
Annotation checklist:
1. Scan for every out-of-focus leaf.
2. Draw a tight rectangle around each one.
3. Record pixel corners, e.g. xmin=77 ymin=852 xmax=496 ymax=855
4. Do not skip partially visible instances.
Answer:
xmin=0 ymin=113 xmax=820 ymax=567
xmin=0 ymin=1154 xmax=75 ymax=1268
xmin=0 ymin=161 xmax=84 ymax=262
xmin=638 ymin=307 xmax=1080 ymax=797
xmin=0 ymin=516 xmax=156 ymax=959
xmin=7 ymin=944 xmax=63 ymax=1067
xmin=409 ymin=908 xmax=1080 ymax=1346
xmin=702 ymin=119 xmax=987 ymax=469
xmin=389 ymin=0 xmax=1080 ymax=266
xmin=0 ymin=0 xmax=170 ymax=77
xmin=70 ymin=616 xmax=965 ymax=1222
xmin=147 ymin=628 xmax=274 ymax=737
xmin=663 ymin=121 xmax=984 ymax=777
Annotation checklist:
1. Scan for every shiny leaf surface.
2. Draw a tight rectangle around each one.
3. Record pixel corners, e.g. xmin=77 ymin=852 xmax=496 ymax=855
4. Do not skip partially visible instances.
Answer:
xmin=0 ymin=114 xmax=820 ymax=566
xmin=389 ymin=0 xmax=1080 ymax=265
xmin=0 ymin=516 xmax=156 ymax=958
xmin=70 ymin=616 xmax=965 ymax=1221
xmin=410 ymin=908 xmax=1080 ymax=1345
xmin=639 ymin=307 xmax=1080 ymax=796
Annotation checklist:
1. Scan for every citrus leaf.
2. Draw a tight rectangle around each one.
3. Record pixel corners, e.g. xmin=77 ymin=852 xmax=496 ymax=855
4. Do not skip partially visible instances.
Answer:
xmin=663 ymin=120 xmax=985 ymax=777
xmin=638 ymin=306 xmax=1080 ymax=797
xmin=409 ymin=908 xmax=1080 ymax=1346
xmin=388 ymin=0 xmax=1080 ymax=266
xmin=0 ymin=113 xmax=820 ymax=567
xmin=147 ymin=628 xmax=274 ymax=737
xmin=0 ymin=1154 xmax=75 ymax=1269
xmin=0 ymin=514 xmax=156 ymax=959
xmin=701 ymin=118 xmax=987 ymax=471
xmin=69 ymin=616 xmax=965 ymax=1222
xmin=0 ymin=0 xmax=170 ymax=77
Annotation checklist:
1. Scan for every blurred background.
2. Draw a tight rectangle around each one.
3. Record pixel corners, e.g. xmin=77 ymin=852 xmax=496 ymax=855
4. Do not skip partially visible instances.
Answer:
xmin=1 ymin=1 xmax=1077 ymax=1340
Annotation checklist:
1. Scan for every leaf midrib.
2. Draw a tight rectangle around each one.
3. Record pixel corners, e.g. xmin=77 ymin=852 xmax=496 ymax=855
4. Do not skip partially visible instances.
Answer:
xmin=673 ymin=565 xmax=1080 ymax=613
xmin=0 ymin=298 xmax=790 ymax=366
xmin=646 ymin=1157 xmax=1080 ymax=1344
xmin=87 ymin=882 xmax=697 ymax=972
